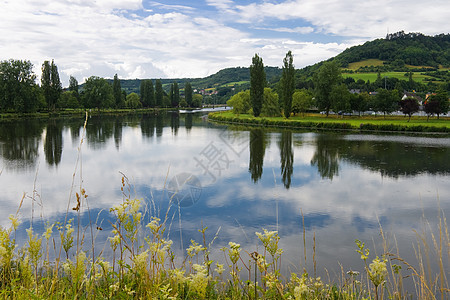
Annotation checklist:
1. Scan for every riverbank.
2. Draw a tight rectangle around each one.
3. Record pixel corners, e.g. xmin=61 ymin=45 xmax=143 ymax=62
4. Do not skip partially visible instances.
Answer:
xmin=208 ymin=111 xmax=450 ymax=134
xmin=0 ymin=107 xmax=176 ymax=121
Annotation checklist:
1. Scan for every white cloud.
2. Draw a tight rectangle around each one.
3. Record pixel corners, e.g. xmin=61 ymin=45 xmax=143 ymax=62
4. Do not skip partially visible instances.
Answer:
xmin=0 ymin=0 xmax=448 ymax=86
xmin=233 ymin=0 xmax=450 ymax=38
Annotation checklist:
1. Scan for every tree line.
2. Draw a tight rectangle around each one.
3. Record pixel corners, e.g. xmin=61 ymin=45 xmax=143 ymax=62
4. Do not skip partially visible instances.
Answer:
xmin=0 ymin=59 xmax=203 ymax=114
xmin=229 ymin=53 xmax=449 ymax=120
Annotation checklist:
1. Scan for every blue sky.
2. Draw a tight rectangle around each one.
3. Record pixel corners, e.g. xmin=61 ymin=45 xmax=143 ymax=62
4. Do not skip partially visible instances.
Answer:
xmin=1 ymin=0 xmax=449 ymax=86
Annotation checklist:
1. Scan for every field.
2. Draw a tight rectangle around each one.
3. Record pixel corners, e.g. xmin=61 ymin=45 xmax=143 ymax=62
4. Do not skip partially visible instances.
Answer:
xmin=342 ymin=71 xmax=433 ymax=83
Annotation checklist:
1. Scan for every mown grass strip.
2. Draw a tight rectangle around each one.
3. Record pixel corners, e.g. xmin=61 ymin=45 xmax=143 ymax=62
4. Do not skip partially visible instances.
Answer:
xmin=208 ymin=111 xmax=450 ymax=133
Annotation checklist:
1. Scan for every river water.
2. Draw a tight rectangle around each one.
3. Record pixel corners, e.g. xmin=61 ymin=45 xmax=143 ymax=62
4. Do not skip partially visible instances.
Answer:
xmin=0 ymin=111 xmax=449 ymax=288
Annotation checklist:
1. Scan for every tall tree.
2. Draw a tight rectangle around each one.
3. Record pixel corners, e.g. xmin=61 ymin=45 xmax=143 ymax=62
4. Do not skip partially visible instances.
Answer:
xmin=281 ymin=50 xmax=295 ymax=118
xmin=250 ymin=54 xmax=266 ymax=117
xmin=140 ymin=80 xmax=154 ymax=107
xmin=69 ymin=75 xmax=79 ymax=98
xmin=113 ymin=74 xmax=124 ymax=108
xmin=314 ymin=61 xmax=342 ymax=116
xmin=41 ymin=60 xmax=62 ymax=111
xmin=185 ymin=82 xmax=193 ymax=107
xmin=155 ymin=79 xmax=163 ymax=107
xmin=0 ymin=59 xmax=38 ymax=113
xmin=169 ymin=82 xmax=180 ymax=107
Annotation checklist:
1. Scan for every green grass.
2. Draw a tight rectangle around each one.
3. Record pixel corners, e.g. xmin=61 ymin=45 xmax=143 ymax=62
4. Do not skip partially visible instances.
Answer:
xmin=209 ymin=111 xmax=450 ymax=133
xmin=347 ymin=59 xmax=385 ymax=70
xmin=342 ymin=72 xmax=434 ymax=83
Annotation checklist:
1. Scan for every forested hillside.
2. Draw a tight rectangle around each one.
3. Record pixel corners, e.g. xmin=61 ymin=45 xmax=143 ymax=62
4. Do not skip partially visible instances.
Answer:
xmin=337 ymin=31 xmax=450 ymax=68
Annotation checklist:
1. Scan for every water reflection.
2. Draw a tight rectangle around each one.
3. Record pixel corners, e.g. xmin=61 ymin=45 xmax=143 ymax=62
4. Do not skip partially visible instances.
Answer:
xmin=43 ymin=119 xmax=63 ymax=166
xmin=170 ymin=112 xmax=179 ymax=136
xmin=278 ymin=130 xmax=294 ymax=188
xmin=310 ymin=134 xmax=340 ymax=180
xmin=0 ymin=119 xmax=44 ymax=170
xmin=0 ymin=113 xmax=448 ymax=296
xmin=248 ymin=129 xmax=267 ymax=183
xmin=185 ymin=113 xmax=193 ymax=132
xmin=141 ymin=113 xmax=155 ymax=139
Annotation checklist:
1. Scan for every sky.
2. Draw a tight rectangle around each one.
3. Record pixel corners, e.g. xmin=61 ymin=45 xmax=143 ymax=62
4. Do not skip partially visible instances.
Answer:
xmin=1 ymin=0 xmax=449 ymax=87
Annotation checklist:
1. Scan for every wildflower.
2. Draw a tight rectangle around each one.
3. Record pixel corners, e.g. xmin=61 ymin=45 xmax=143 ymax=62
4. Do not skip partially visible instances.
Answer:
xmin=368 ymin=256 xmax=388 ymax=287
xmin=190 ymin=264 xmax=209 ymax=297
xmin=187 ymin=240 xmax=206 ymax=257
xmin=228 ymin=242 xmax=241 ymax=264
xmin=9 ymin=214 xmax=20 ymax=231
xmin=43 ymin=223 xmax=54 ymax=240
xmin=214 ymin=263 xmax=225 ymax=275
xmin=146 ymin=217 xmax=161 ymax=234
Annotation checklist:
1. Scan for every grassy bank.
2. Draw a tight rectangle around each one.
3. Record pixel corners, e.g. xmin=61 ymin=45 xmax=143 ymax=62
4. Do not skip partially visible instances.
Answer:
xmin=208 ymin=111 xmax=450 ymax=134
xmin=0 ymin=107 xmax=173 ymax=121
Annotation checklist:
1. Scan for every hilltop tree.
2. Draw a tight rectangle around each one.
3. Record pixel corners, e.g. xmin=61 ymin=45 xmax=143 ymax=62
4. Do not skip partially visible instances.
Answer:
xmin=250 ymin=54 xmax=266 ymax=117
xmin=185 ymin=82 xmax=193 ymax=107
xmin=0 ymin=59 xmax=38 ymax=113
xmin=281 ymin=50 xmax=295 ymax=118
xmin=314 ymin=61 xmax=342 ymax=116
xmin=155 ymin=79 xmax=163 ymax=107
xmin=41 ymin=60 xmax=62 ymax=111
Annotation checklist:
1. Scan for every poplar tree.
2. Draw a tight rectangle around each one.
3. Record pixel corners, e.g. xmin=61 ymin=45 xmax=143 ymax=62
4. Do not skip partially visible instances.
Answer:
xmin=140 ymin=80 xmax=155 ymax=108
xmin=281 ymin=51 xmax=295 ymax=118
xmin=250 ymin=54 xmax=266 ymax=117
xmin=155 ymin=79 xmax=163 ymax=107
xmin=41 ymin=60 xmax=62 ymax=111
xmin=69 ymin=75 xmax=79 ymax=98
xmin=113 ymin=74 xmax=124 ymax=108
xmin=185 ymin=82 xmax=193 ymax=107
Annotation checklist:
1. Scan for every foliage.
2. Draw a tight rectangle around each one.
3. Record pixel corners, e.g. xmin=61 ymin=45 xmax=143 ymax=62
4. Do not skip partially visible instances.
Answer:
xmin=330 ymin=83 xmax=351 ymax=114
xmin=281 ymin=50 xmax=295 ymax=118
xmin=292 ymin=89 xmax=314 ymax=116
xmin=184 ymin=82 xmax=193 ymax=107
xmin=227 ymin=90 xmax=251 ymax=115
xmin=41 ymin=60 xmax=62 ymax=111
xmin=82 ymin=76 xmax=114 ymax=109
xmin=113 ymin=74 xmax=125 ymax=108
xmin=155 ymin=79 xmax=163 ymax=107
xmin=59 ymin=91 xmax=80 ymax=109
xmin=192 ymin=94 xmax=203 ymax=108
xmin=400 ymin=97 xmax=420 ymax=121
xmin=250 ymin=54 xmax=266 ymax=117
xmin=424 ymin=88 xmax=449 ymax=119
xmin=314 ymin=61 xmax=342 ymax=116
xmin=374 ymin=89 xmax=400 ymax=116
xmin=140 ymin=79 xmax=155 ymax=108
xmin=0 ymin=59 xmax=39 ymax=113
xmin=126 ymin=93 xmax=142 ymax=109
xmin=262 ymin=88 xmax=280 ymax=117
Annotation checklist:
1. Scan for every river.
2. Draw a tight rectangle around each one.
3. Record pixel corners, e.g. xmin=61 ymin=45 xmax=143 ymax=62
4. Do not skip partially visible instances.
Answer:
xmin=0 ymin=111 xmax=448 ymax=291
